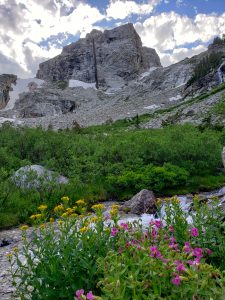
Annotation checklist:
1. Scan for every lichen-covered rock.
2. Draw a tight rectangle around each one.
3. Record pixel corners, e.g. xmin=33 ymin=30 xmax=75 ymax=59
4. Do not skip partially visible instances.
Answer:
xmin=12 ymin=165 xmax=69 ymax=190
xmin=121 ymin=189 xmax=156 ymax=215
xmin=36 ymin=23 xmax=161 ymax=89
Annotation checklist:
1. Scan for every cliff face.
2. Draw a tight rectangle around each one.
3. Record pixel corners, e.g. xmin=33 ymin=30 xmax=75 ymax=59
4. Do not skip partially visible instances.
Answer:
xmin=0 ymin=74 xmax=17 ymax=109
xmin=36 ymin=23 xmax=161 ymax=89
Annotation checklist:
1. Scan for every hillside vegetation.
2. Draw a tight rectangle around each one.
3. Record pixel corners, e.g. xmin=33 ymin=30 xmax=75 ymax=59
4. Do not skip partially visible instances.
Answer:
xmin=0 ymin=122 xmax=225 ymax=229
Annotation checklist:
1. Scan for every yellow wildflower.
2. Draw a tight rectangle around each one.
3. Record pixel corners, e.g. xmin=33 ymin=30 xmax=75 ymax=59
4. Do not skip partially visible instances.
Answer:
xmin=79 ymin=227 xmax=89 ymax=233
xmin=39 ymin=224 xmax=46 ymax=229
xmin=61 ymin=196 xmax=70 ymax=202
xmin=58 ymin=220 xmax=63 ymax=226
xmin=91 ymin=204 xmax=105 ymax=210
xmin=110 ymin=208 xmax=118 ymax=218
xmin=38 ymin=204 xmax=48 ymax=211
xmin=20 ymin=225 xmax=29 ymax=231
xmin=54 ymin=204 xmax=64 ymax=213
xmin=6 ymin=253 xmax=13 ymax=260
xmin=111 ymin=204 xmax=120 ymax=210
xmin=78 ymin=214 xmax=84 ymax=219
xmin=90 ymin=216 xmax=99 ymax=223
xmin=13 ymin=247 xmax=18 ymax=253
xmin=61 ymin=212 xmax=69 ymax=218
xmin=70 ymin=213 xmax=78 ymax=218
xmin=72 ymin=206 xmax=77 ymax=210
xmin=49 ymin=218 xmax=54 ymax=223
xmin=76 ymin=199 xmax=86 ymax=206
xmin=66 ymin=208 xmax=74 ymax=214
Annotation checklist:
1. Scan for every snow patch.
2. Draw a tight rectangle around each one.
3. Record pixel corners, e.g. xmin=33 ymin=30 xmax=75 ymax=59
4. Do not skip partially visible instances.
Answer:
xmin=69 ymin=80 xmax=96 ymax=89
xmin=169 ymin=94 xmax=182 ymax=102
xmin=5 ymin=78 xmax=44 ymax=111
xmin=0 ymin=117 xmax=22 ymax=125
xmin=139 ymin=67 xmax=158 ymax=80
xmin=144 ymin=104 xmax=160 ymax=110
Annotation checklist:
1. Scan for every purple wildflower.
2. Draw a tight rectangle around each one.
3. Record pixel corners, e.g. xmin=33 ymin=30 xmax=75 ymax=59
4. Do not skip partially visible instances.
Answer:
xmin=190 ymin=227 xmax=199 ymax=237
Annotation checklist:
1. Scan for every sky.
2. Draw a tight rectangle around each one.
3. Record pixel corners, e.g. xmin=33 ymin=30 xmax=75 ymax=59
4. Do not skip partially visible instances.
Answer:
xmin=0 ymin=0 xmax=225 ymax=78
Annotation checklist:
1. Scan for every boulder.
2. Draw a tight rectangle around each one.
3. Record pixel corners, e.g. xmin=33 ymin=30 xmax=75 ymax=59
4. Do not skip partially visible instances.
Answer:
xmin=12 ymin=165 xmax=69 ymax=190
xmin=0 ymin=74 xmax=17 ymax=109
xmin=121 ymin=189 xmax=156 ymax=215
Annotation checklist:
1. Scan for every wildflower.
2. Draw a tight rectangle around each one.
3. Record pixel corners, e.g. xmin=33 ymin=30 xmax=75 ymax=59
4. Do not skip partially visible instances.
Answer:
xmin=170 ymin=236 xmax=176 ymax=243
xmin=39 ymin=224 xmax=46 ymax=229
xmin=71 ymin=213 xmax=78 ymax=218
xmin=90 ymin=216 xmax=99 ymax=223
xmin=38 ymin=204 xmax=48 ymax=211
xmin=75 ymin=289 xmax=85 ymax=300
xmin=76 ymin=199 xmax=86 ymax=206
xmin=111 ymin=227 xmax=118 ymax=237
xmin=79 ymin=227 xmax=88 ymax=233
xmin=151 ymin=227 xmax=157 ymax=239
xmin=61 ymin=196 xmax=70 ymax=202
xmin=61 ymin=212 xmax=69 ymax=218
xmin=154 ymin=220 xmax=162 ymax=229
xmin=91 ymin=203 xmax=105 ymax=210
xmin=120 ymin=222 xmax=129 ymax=231
xmin=190 ymin=227 xmax=199 ymax=237
xmin=6 ymin=253 xmax=13 ymax=260
xmin=183 ymin=242 xmax=192 ymax=254
xmin=174 ymin=261 xmax=186 ymax=273
xmin=111 ymin=204 xmax=120 ymax=210
xmin=171 ymin=273 xmax=182 ymax=286
xmin=13 ymin=247 xmax=18 ymax=253
xmin=49 ymin=217 xmax=54 ymax=223
xmin=20 ymin=225 xmax=29 ymax=231
xmin=54 ymin=204 xmax=64 ymax=214
xmin=207 ymin=248 xmax=213 ymax=256
xmin=150 ymin=246 xmax=162 ymax=258
xmin=58 ymin=220 xmax=63 ymax=226
xmin=86 ymin=291 xmax=94 ymax=300
xmin=169 ymin=225 xmax=174 ymax=232
xmin=30 ymin=214 xmax=43 ymax=220
xmin=192 ymin=247 xmax=203 ymax=260
xmin=110 ymin=208 xmax=118 ymax=218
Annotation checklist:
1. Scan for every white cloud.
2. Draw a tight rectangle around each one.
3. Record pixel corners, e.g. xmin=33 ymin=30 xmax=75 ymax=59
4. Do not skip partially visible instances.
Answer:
xmin=0 ymin=0 xmax=104 ymax=77
xmin=160 ymin=45 xmax=207 ymax=67
xmin=106 ymin=0 xmax=160 ymax=20
xmin=135 ymin=11 xmax=225 ymax=66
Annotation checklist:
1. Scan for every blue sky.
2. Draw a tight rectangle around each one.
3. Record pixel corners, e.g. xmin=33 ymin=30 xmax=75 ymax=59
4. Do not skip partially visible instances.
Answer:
xmin=0 ymin=0 xmax=224 ymax=77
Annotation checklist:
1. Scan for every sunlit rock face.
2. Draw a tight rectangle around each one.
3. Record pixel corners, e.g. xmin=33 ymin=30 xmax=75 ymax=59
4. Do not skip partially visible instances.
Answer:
xmin=36 ymin=23 xmax=162 ymax=90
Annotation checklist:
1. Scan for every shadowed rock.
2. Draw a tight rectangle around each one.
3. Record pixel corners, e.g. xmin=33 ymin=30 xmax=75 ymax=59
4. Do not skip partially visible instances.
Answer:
xmin=121 ymin=189 xmax=157 ymax=215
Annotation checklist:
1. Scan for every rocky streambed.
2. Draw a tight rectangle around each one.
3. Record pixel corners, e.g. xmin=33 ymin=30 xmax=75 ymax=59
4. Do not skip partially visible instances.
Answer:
xmin=1 ymin=186 xmax=225 ymax=299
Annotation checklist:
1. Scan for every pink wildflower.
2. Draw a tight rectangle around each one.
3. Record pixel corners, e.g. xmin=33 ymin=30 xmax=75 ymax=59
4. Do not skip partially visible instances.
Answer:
xmin=151 ymin=227 xmax=157 ymax=239
xmin=169 ymin=225 xmax=174 ymax=232
xmin=206 ymin=248 xmax=213 ymax=256
xmin=154 ymin=220 xmax=162 ymax=229
xmin=192 ymin=247 xmax=203 ymax=260
xmin=111 ymin=227 xmax=118 ymax=237
xmin=183 ymin=241 xmax=192 ymax=253
xmin=170 ymin=236 xmax=176 ymax=243
xmin=75 ymin=289 xmax=84 ymax=300
xmin=120 ymin=222 xmax=129 ymax=231
xmin=150 ymin=246 xmax=162 ymax=258
xmin=175 ymin=261 xmax=186 ymax=273
xmin=190 ymin=227 xmax=199 ymax=237
xmin=171 ymin=274 xmax=182 ymax=286
xmin=86 ymin=291 xmax=94 ymax=300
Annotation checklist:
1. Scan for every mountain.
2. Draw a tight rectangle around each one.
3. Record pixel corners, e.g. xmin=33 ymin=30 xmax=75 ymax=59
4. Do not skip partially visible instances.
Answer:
xmin=36 ymin=23 xmax=161 ymax=90
xmin=0 ymin=23 xmax=225 ymax=129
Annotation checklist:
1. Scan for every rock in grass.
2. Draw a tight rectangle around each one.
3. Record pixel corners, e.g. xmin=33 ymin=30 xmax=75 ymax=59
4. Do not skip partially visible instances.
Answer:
xmin=12 ymin=165 xmax=69 ymax=190
xmin=121 ymin=189 xmax=156 ymax=215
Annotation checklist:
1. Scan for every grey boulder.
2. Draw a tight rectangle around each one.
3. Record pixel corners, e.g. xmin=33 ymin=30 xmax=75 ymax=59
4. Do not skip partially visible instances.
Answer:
xmin=12 ymin=165 xmax=69 ymax=190
xmin=121 ymin=189 xmax=157 ymax=215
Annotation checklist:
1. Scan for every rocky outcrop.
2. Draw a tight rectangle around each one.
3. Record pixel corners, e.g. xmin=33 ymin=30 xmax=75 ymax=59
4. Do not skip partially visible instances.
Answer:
xmin=12 ymin=165 xmax=69 ymax=190
xmin=0 ymin=74 xmax=17 ymax=109
xmin=121 ymin=189 xmax=156 ymax=215
xmin=36 ymin=23 xmax=161 ymax=89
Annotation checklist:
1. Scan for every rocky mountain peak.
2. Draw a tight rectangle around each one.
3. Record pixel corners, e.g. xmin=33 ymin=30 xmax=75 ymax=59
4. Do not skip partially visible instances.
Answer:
xmin=36 ymin=23 xmax=161 ymax=89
